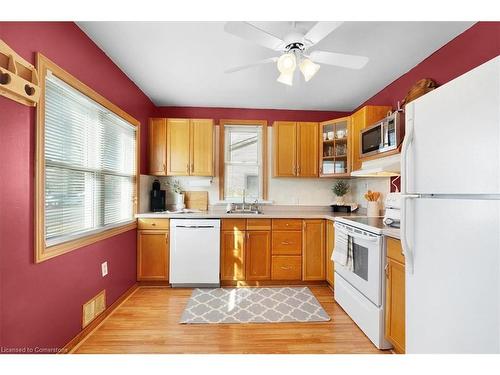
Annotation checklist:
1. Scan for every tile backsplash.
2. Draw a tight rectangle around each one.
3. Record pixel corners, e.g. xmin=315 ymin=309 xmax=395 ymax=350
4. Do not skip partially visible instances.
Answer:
xmin=139 ymin=174 xmax=390 ymax=212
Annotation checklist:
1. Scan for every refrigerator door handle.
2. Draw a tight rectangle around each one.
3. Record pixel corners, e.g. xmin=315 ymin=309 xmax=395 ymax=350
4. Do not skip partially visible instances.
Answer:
xmin=401 ymin=111 xmax=414 ymax=195
xmin=401 ymin=194 xmax=419 ymax=274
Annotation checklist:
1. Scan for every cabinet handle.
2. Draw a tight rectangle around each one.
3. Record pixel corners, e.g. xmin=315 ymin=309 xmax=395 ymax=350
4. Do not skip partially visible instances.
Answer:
xmin=385 ymin=263 xmax=389 ymax=278
xmin=165 ymin=233 xmax=169 ymax=243
xmin=186 ymin=163 xmax=190 ymax=173
xmin=297 ymin=166 xmax=300 ymax=175
xmin=151 ymin=223 xmax=156 ymax=226
xmin=281 ymin=241 xmax=291 ymax=245
xmin=163 ymin=163 xmax=166 ymax=173
xmin=191 ymin=163 xmax=194 ymax=173
xmin=280 ymin=266 xmax=291 ymax=270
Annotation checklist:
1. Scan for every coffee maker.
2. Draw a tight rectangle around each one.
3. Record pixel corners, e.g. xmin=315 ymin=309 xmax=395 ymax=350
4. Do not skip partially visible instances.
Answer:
xmin=150 ymin=179 xmax=166 ymax=212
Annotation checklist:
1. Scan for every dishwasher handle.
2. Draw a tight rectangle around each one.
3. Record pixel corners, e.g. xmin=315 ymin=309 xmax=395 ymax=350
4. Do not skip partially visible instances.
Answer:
xmin=175 ymin=225 xmax=216 ymax=229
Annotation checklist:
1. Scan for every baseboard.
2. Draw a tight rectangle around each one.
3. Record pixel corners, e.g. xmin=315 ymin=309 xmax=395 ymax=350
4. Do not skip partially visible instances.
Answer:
xmin=220 ymin=280 xmax=328 ymax=287
xmin=137 ymin=280 xmax=170 ymax=287
xmin=59 ymin=283 xmax=139 ymax=354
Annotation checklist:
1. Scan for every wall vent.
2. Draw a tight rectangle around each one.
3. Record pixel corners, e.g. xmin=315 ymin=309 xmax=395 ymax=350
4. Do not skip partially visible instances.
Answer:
xmin=82 ymin=290 xmax=106 ymax=328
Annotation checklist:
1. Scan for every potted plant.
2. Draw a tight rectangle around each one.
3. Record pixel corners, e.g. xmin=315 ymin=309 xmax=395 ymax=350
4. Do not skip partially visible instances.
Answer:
xmin=332 ymin=180 xmax=349 ymax=205
xmin=167 ymin=179 xmax=185 ymax=209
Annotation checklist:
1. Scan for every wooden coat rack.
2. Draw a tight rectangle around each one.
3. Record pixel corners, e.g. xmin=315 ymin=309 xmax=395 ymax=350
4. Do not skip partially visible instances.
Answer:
xmin=0 ymin=39 xmax=40 ymax=106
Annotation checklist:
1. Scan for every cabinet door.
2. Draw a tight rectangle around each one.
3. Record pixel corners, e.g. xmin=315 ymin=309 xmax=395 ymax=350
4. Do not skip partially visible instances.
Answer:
xmin=245 ymin=230 xmax=271 ymax=280
xmin=273 ymin=121 xmax=297 ymax=177
xmin=297 ymin=122 xmax=319 ymax=177
xmin=325 ymin=220 xmax=335 ymax=286
xmin=148 ymin=118 xmax=167 ymax=175
xmin=220 ymin=230 xmax=246 ymax=281
xmin=190 ymin=119 xmax=214 ymax=176
xmin=385 ymin=258 xmax=406 ymax=353
xmin=137 ymin=230 xmax=169 ymax=281
xmin=166 ymin=118 xmax=190 ymax=176
xmin=302 ymin=220 xmax=325 ymax=280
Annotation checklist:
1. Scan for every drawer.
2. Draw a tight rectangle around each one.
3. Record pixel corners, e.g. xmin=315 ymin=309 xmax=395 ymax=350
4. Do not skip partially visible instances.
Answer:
xmin=246 ymin=218 xmax=271 ymax=231
xmin=221 ymin=218 xmax=246 ymax=231
xmin=387 ymin=237 xmax=405 ymax=264
xmin=137 ymin=218 xmax=169 ymax=230
xmin=272 ymin=231 xmax=302 ymax=255
xmin=272 ymin=219 xmax=303 ymax=231
xmin=272 ymin=256 xmax=302 ymax=280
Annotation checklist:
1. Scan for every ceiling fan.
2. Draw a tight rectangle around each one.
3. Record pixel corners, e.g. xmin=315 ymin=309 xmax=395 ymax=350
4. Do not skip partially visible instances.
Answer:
xmin=224 ymin=21 xmax=369 ymax=86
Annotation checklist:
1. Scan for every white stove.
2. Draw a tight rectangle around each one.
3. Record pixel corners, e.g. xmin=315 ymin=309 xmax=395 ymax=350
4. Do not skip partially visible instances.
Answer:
xmin=333 ymin=216 xmax=392 ymax=350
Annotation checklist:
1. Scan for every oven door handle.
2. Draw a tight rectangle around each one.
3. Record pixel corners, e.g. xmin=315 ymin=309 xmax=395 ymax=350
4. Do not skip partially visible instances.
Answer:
xmin=335 ymin=227 xmax=379 ymax=242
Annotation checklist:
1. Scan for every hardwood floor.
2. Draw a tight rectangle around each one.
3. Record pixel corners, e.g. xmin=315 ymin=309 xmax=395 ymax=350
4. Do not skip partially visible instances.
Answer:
xmin=72 ymin=286 xmax=389 ymax=354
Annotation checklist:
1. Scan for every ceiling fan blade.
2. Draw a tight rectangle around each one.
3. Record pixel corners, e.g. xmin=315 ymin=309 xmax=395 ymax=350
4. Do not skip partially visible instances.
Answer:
xmin=304 ymin=22 xmax=343 ymax=46
xmin=225 ymin=57 xmax=278 ymax=73
xmin=309 ymin=50 xmax=369 ymax=69
xmin=224 ymin=22 xmax=284 ymax=51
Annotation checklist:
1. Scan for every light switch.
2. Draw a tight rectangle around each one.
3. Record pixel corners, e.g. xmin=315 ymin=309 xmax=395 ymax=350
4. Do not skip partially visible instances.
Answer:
xmin=101 ymin=261 xmax=108 ymax=277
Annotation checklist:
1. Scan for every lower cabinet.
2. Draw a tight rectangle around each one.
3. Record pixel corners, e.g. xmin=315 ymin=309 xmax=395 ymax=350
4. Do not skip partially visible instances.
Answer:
xmin=137 ymin=229 xmax=169 ymax=281
xmin=385 ymin=237 xmax=406 ymax=353
xmin=325 ymin=220 xmax=335 ymax=286
xmin=246 ymin=230 xmax=272 ymax=280
xmin=302 ymin=219 xmax=325 ymax=280
xmin=220 ymin=229 xmax=246 ymax=281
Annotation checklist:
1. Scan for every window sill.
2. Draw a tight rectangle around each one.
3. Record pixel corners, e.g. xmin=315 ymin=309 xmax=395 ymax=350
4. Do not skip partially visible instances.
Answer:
xmin=35 ymin=221 xmax=137 ymax=263
xmin=214 ymin=199 xmax=274 ymax=205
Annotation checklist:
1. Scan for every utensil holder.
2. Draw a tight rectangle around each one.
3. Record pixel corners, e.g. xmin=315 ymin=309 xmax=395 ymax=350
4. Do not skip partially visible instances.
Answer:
xmin=367 ymin=201 xmax=379 ymax=217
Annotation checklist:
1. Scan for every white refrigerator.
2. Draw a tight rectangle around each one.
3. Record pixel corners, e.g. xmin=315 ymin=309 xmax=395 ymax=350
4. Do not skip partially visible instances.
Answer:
xmin=402 ymin=56 xmax=500 ymax=353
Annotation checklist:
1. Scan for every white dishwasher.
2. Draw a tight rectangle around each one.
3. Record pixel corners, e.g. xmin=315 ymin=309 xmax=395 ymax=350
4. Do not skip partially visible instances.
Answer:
xmin=169 ymin=219 xmax=220 ymax=287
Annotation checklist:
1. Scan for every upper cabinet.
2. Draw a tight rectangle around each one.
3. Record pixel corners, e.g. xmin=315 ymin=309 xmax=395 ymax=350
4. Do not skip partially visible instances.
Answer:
xmin=148 ymin=118 xmax=168 ymax=176
xmin=273 ymin=121 xmax=318 ymax=177
xmin=319 ymin=117 xmax=351 ymax=177
xmin=149 ymin=118 xmax=214 ymax=176
xmin=349 ymin=105 xmax=391 ymax=172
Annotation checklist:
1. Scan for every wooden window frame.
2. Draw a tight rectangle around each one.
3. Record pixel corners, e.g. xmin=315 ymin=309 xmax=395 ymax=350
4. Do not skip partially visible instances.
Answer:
xmin=219 ymin=119 xmax=268 ymax=201
xmin=35 ymin=53 xmax=140 ymax=263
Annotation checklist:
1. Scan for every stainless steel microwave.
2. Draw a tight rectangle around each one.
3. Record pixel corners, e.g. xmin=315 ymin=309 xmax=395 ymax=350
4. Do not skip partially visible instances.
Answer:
xmin=360 ymin=111 xmax=405 ymax=158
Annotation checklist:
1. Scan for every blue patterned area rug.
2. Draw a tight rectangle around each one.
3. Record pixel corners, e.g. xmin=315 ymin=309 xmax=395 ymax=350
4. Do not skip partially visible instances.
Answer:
xmin=180 ymin=287 xmax=330 ymax=324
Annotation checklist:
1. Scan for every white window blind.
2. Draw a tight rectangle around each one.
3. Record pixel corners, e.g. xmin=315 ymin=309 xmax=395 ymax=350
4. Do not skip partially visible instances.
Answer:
xmin=224 ymin=125 xmax=263 ymax=200
xmin=44 ymin=73 xmax=137 ymax=247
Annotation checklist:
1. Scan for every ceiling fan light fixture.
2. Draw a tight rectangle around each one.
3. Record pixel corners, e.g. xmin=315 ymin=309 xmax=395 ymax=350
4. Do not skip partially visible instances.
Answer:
xmin=277 ymin=52 xmax=297 ymax=74
xmin=277 ymin=72 xmax=294 ymax=86
xmin=299 ymin=58 xmax=321 ymax=82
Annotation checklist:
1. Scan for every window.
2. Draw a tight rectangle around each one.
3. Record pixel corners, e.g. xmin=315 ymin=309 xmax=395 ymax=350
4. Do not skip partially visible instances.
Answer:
xmin=220 ymin=120 xmax=267 ymax=201
xmin=35 ymin=54 xmax=139 ymax=262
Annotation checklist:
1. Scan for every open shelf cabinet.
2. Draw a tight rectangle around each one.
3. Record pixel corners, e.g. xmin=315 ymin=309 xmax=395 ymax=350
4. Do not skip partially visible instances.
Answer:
xmin=319 ymin=117 xmax=351 ymax=177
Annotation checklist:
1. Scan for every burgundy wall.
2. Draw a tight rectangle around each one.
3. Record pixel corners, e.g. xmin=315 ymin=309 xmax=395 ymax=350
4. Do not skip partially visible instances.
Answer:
xmin=0 ymin=22 xmax=155 ymax=351
xmin=154 ymin=106 xmax=349 ymax=125
xmin=357 ymin=22 xmax=500 ymax=191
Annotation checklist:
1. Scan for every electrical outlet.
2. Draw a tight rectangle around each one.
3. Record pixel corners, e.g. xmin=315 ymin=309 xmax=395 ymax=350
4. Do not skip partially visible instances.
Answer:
xmin=101 ymin=261 xmax=108 ymax=277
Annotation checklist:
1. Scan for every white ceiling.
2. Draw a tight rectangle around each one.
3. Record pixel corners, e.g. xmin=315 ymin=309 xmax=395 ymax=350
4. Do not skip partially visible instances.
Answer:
xmin=77 ymin=21 xmax=474 ymax=111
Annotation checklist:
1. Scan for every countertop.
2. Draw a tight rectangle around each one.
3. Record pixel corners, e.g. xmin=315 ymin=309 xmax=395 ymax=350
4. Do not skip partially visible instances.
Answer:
xmin=136 ymin=207 xmax=400 ymax=239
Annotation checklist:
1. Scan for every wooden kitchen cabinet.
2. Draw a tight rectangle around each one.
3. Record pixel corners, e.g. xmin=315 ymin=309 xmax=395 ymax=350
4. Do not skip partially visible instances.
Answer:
xmin=273 ymin=121 xmax=297 ymax=177
xmin=319 ymin=117 xmax=351 ymax=177
xmin=385 ymin=237 xmax=406 ymax=353
xmin=162 ymin=118 xmax=214 ymax=176
xmin=220 ymin=229 xmax=246 ymax=281
xmin=273 ymin=121 xmax=318 ymax=177
xmin=245 ymin=230 xmax=271 ymax=280
xmin=302 ymin=219 xmax=325 ymax=280
xmin=325 ymin=220 xmax=335 ymax=287
xmin=349 ymin=105 xmax=391 ymax=171
xmin=137 ymin=229 xmax=169 ymax=281
xmin=297 ymin=122 xmax=319 ymax=177
xmin=190 ymin=119 xmax=214 ymax=176
xmin=166 ymin=118 xmax=191 ymax=175
xmin=148 ymin=118 xmax=167 ymax=176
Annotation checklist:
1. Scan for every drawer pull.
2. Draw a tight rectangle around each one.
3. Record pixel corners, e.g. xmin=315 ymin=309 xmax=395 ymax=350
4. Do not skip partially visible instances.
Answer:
xmin=151 ymin=223 xmax=156 ymax=226
xmin=280 ymin=241 xmax=291 ymax=245
xmin=280 ymin=266 xmax=291 ymax=270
